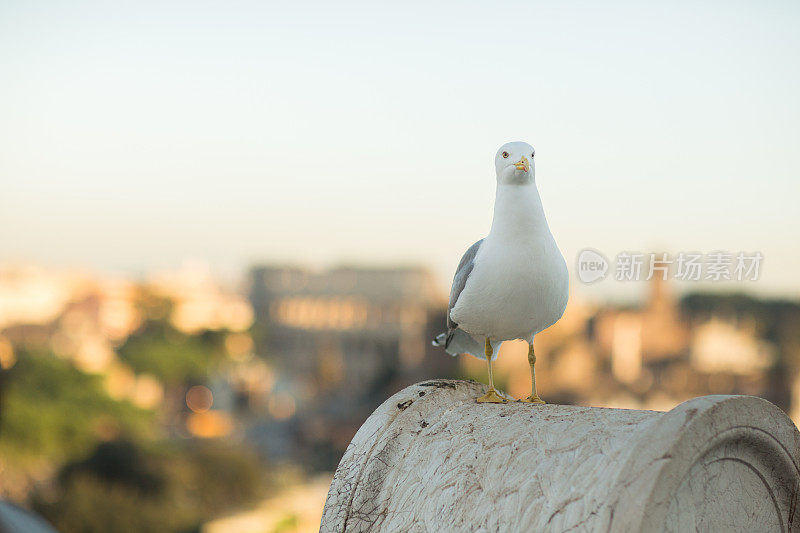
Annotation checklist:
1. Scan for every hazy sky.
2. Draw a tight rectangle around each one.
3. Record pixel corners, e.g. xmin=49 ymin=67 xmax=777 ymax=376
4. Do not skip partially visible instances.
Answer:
xmin=2 ymin=1 xmax=799 ymax=299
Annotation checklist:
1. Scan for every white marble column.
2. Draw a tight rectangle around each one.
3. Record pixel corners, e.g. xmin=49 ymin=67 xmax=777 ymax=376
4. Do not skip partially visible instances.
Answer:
xmin=321 ymin=379 xmax=800 ymax=532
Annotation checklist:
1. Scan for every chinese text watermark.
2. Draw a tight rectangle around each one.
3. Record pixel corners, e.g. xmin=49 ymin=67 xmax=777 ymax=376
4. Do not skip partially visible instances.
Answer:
xmin=576 ymin=250 xmax=763 ymax=284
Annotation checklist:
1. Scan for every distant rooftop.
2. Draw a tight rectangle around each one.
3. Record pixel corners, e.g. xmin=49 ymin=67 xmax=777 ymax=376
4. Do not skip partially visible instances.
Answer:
xmin=249 ymin=265 xmax=444 ymax=304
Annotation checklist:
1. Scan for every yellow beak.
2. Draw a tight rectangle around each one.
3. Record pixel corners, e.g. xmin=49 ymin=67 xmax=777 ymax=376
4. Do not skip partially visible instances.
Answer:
xmin=514 ymin=155 xmax=530 ymax=172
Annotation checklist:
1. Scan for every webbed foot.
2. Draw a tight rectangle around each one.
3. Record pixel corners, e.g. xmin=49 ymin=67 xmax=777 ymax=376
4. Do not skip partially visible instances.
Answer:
xmin=519 ymin=394 xmax=546 ymax=405
xmin=476 ymin=388 xmax=509 ymax=403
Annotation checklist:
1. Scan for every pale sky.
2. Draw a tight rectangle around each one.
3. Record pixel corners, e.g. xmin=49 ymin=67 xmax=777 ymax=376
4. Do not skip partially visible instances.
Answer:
xmin=1 ymin=1 xmax=799 ymax=300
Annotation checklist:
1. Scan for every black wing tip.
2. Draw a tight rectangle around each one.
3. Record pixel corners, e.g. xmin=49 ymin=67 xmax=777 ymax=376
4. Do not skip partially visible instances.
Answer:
xmin=432 ymin=330 xmax=455 ymax=349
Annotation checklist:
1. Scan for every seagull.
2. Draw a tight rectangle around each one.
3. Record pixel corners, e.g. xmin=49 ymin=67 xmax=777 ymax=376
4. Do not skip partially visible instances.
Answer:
xmin=433 ymin=141 xmax=569 ymax=404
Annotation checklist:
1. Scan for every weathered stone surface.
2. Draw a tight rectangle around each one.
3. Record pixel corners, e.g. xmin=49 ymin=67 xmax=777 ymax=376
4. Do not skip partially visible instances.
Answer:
xmin=321 ymin=379 xmax=800 ymax=532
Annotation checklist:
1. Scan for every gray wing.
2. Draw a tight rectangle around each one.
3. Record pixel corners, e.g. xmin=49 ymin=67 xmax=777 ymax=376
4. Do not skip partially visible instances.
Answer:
xmin=445 ymin=239 xmax=484 ymax=346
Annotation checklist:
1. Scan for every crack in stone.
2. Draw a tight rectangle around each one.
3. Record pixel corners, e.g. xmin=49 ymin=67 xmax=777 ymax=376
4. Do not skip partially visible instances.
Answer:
xmin=397 ymin=400 xmax=414 ymax=410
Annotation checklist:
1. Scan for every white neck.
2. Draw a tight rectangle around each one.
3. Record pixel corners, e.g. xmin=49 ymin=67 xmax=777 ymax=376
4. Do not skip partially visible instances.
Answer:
xmin=488 ymin=182 xmax=550 ymax=240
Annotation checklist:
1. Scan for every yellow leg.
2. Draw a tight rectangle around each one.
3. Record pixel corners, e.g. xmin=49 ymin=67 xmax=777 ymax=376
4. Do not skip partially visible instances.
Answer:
xmin=476 ymin=337 xmax=508 ymax=403
xmin=520 ymin=343 xmax=545 ymax=404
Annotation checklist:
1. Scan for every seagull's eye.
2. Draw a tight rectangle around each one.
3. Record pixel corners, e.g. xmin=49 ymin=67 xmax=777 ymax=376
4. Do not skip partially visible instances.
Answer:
xmin=502 ymin=151 xmax=509 ymax=158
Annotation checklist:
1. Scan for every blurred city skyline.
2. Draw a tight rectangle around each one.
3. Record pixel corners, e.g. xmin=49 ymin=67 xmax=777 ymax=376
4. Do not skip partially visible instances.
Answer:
xmin=2 ymin=0 xmax=799 ymax=302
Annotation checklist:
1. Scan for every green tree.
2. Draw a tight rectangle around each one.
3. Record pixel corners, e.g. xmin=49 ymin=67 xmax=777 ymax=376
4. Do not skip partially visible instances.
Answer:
xmin=118 ymin=320 xmax=226 ymax=385
xmin=34 ymin=439 xmax=268 ymax=533
xmin=0 ymin=350 xmax=151 ymax=464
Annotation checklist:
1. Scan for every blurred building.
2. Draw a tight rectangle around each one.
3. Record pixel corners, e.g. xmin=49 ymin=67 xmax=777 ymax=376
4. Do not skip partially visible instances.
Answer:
xmin=560 ymin=274 xmax=787 ymax=412
xmin=0 ymin=262 xmax=256 ymax=420
xmin=247 ymin=265 xmax=454 ymax=470
xmin=148 ymin=262 xmax=253 ymax=334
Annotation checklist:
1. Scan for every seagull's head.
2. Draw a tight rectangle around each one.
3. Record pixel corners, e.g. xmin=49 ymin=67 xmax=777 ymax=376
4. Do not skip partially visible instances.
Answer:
xmin=494 ymin=141 xmax=535 ymax=185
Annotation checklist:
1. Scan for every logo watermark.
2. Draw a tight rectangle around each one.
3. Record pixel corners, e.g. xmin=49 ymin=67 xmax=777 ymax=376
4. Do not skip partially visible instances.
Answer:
xmin=576 ymin=249 xmax=609 ymax=284
xmin=576 ymin=250 xmax=763 ymax=284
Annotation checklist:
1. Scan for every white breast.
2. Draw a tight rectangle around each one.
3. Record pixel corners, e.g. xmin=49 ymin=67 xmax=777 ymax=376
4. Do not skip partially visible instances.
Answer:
xmin=452 ymin=238 xmax=567 ymax=341
xmin=449 ymin=182 xmax=569 ymax=342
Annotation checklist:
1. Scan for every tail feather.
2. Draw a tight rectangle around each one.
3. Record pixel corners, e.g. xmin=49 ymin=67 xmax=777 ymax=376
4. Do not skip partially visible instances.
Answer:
xmin=432 ymin=328 xmax=500 ymax=360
